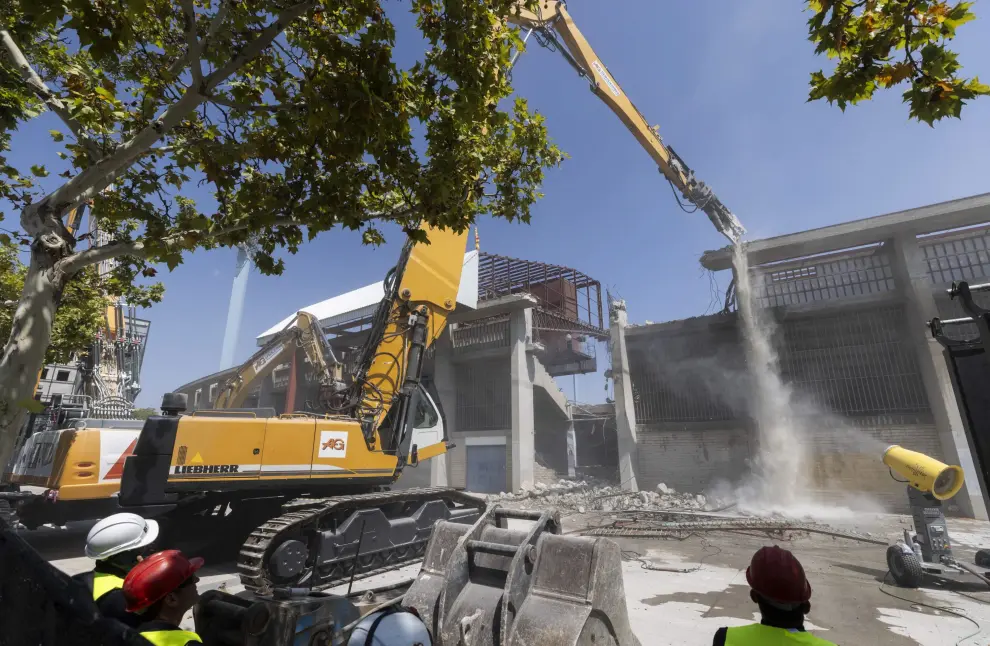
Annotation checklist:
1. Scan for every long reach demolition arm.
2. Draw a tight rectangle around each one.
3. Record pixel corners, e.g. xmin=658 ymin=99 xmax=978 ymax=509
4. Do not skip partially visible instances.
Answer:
xmin=214 ymin=310 xmax=342 ymax=410
xmin=508 ymin=1 xmax=746 ymax=243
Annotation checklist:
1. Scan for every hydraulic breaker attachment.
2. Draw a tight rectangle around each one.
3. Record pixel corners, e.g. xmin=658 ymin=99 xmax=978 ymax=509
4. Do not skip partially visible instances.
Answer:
xmin=402 ymin=505 xmax=641 ymax=646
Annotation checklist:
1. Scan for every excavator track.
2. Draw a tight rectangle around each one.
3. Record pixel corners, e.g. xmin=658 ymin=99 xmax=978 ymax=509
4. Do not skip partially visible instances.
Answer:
xmin=237 ymin=487 xmax=485 ymax=594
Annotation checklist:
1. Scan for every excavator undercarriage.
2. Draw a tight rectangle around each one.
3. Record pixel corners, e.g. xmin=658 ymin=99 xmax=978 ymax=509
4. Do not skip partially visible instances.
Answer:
xmin=237 ymin=487 xmax=485 ymax=594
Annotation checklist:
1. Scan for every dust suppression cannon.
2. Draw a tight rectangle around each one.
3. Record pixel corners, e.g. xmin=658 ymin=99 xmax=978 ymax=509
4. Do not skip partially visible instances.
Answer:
xmin=882 ymin=445 xmax=990 ymax=588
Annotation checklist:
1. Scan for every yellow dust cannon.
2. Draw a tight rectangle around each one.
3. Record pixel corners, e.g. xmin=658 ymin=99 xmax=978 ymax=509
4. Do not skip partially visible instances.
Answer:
xmin=882 ymin=445 xmax=965 ymax=500
xmin=881 ymin=445 xmax=990 ymax=588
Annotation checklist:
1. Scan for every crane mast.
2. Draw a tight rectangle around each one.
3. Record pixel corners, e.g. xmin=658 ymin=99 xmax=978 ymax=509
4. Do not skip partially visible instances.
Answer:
xmin=508 ymin=0 xmax=746 ymax=243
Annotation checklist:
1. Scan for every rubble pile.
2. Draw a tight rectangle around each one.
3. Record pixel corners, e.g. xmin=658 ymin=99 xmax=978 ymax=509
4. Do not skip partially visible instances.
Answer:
xmin=486 ymin=480 xmax=718 ymax=514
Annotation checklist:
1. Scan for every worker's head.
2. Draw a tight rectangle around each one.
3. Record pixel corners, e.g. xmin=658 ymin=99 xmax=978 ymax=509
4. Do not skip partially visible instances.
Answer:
xmin=123 ymin=550 xmax=203 ymax=622
xmin=85 ymin=513 xmax=159 ymax=570
xmin=746 ymin=546 xmax=812 ymax=618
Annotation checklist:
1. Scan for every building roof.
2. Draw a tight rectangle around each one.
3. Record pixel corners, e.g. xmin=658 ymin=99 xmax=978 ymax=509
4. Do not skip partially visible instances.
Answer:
xmin=256 ymin=250 xmax=479 ymax=345
xmin=700 ymin=192 xmax=990 ymax=271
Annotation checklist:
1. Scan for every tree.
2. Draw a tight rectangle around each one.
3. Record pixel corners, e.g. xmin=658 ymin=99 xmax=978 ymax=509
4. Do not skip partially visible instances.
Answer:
xmin=805 ymin=0 xmax=989 ymax=124
xmin=1 ymin=239 xmax=110 ymax=366
xmin=131 ymin=407 xmax=157 ymax=420
xmin=0 ymin=0 xmax=562 ymax=468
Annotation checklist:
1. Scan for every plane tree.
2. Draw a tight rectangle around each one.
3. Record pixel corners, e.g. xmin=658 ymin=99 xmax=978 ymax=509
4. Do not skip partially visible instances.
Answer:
xmin=806 ymin=0 xmax=988 ymax=124
xmin=0 ymin=0 xmax=562 ymax=467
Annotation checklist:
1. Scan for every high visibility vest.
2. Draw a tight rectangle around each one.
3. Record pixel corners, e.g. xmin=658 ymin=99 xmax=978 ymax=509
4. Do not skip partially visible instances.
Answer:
xmin=92 ymin=572 xmax=125 ymax=601
xmin=139 ymin=630 xmax=203 ymax=646
xmin=725 ymin=624 xmax=836 ymax=646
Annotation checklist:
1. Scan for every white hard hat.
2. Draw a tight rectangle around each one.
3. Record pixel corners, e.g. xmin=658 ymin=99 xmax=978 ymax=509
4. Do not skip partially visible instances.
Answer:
xmin=85 ymin=513 xmax=160 ymax=560
xmin=347 ymin=608 xmax=432 ymax=646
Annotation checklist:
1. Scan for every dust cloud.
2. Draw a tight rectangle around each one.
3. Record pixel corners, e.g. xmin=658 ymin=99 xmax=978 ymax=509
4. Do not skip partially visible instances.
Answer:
xmin=724 ymin=242 xmax=887 ymax=520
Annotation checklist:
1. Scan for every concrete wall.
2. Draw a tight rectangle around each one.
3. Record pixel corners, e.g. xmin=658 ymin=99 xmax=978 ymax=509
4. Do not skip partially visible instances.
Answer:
xmin=635 ymin=423 xmax=752 ymax=493
xmin=534 ymin=391 xmax=570 ymax=485
xmin=634 ymin=418 xmax=944 ymax=514
xmin=627 ymin=293 xmax=950 ymax=514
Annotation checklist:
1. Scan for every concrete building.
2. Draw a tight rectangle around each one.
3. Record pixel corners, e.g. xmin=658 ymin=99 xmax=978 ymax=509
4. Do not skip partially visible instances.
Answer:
xmin=611 ymin=193 xmax=990 ymax=517
xmin=172 ymin=249 xmax=609 ymax=494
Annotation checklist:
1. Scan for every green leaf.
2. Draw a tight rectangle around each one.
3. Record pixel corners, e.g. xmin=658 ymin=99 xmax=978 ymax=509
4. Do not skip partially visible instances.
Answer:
xmin=30 ymin=165 xmax=49 ymax=177
xmin=49 ymin=130 xmax=65 ymax=142
xmin=0 ymin=234 xmax=11 ymax=246
xmin=94 ymin=86 xmax=116 ymax=102
xmin=17 ymin=399 xmax=46 ymax=414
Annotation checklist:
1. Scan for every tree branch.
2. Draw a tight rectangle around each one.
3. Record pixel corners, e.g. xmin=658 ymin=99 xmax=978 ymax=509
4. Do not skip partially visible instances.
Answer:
xmin=166 ymin=0 xmax=202 ymax=79
xmin=206 ymin=93 xmax=303 ymax=112
xmin=57 ymin=198 xmax=418 ymax=278
xmin=0 ymin=30 xmax=103 ymax=162
xmin=57 ymin=214 xmax=305 ymax=275
xmin=201 ymin=0 xmax=230 ymax=55
xmin=203 ymin=1 xmax=316 ymax=94
xmin=181 ymin=0 xmax=203 ymax=87
xmin=22 ymin=1 xmax=317 ymax=239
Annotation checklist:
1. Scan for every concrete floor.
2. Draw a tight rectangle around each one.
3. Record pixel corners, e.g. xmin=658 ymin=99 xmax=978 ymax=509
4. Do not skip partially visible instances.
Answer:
xmin=24 ymin=511 xmax=990 ymax=645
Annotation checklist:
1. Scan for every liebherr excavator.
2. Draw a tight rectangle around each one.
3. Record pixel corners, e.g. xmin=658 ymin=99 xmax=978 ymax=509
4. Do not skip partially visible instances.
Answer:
xmin=119 ymin=223 xmax=481 ymax=593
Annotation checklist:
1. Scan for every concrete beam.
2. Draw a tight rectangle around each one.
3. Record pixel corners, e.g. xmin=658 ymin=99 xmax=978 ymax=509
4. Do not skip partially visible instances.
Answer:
xmin=449 ymin=294 xmax=539 ymax=324
xmin=700 ymin=193 xmax=990 ymax=271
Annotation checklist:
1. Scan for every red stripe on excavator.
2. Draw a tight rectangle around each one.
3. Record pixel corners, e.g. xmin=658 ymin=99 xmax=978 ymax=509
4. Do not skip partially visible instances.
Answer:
xmin=103 ymin=438 xmax=138 ymax=480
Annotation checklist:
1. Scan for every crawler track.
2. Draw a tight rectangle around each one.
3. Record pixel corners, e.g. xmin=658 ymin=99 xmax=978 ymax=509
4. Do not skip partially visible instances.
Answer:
xmin=237 ymin=487 xmax=485 ymax=594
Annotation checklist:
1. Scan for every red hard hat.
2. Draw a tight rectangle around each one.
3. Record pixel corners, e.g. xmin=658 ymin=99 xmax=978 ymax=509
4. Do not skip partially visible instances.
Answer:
xmin=122 ymin=549 xmax=204 ymax=613
xmin=746 ymin=546 xmax=812 ymax=607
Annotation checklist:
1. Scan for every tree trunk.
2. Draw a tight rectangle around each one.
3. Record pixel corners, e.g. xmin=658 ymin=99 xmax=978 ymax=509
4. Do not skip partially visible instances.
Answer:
xmin=0 ymin=243 xmax=64 ymax=473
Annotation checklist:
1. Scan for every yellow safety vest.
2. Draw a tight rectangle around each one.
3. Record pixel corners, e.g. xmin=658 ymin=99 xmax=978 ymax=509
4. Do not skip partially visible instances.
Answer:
xmin=92 ymin=572 xmax=125 ymax=601
xmin=139 ymin=630 xmax=203 ymax=646
xmin=725 ymin=624 xmax=836 ymax=646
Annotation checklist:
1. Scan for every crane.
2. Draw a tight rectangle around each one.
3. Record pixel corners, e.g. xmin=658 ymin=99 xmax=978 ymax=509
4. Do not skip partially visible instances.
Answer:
xmin=508 ymin=0 xmax=746 ymax=243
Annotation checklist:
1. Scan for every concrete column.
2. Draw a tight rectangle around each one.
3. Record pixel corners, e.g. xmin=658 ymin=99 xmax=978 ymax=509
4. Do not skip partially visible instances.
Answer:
xmin=889 ymin=235 xmax=988 ymax=519
xmin=609 ymin=300 xmax=639 ymax=491
xmin=431 ymin=329 xmax=456 ymax=486
xmin=510 ymin=308 xmax=536 ymax=491
xmin=566 ymin=405 xmax=577 ymax=479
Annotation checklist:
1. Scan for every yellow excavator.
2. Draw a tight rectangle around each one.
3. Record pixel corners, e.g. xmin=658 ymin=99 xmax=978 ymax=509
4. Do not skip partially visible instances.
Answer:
xmin=210 ymin=308 xmax=345 ymax=411
xmin=0 ymin=307 xmax=347 ymax=530
xmin=118 ymin=223 xmax=476 ymax=592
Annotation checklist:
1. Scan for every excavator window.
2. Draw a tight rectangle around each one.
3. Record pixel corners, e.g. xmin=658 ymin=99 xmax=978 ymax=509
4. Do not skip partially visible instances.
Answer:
xmin=414 ymin=395 xmax=438 ymax=429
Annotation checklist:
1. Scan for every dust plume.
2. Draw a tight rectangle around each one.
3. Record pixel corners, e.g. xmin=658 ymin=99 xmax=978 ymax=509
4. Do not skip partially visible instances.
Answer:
xmin=721 ymin=242 xmax=887 ymax=519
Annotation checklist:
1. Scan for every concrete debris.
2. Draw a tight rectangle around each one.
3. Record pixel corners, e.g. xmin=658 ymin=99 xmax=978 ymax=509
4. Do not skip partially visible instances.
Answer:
xmin=486 ymin=478 xmax=713 ymax=513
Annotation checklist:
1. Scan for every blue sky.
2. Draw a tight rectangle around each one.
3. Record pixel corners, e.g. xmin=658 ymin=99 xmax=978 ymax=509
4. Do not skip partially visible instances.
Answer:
xmin=5 ymin=1 xmax=990 ymax=408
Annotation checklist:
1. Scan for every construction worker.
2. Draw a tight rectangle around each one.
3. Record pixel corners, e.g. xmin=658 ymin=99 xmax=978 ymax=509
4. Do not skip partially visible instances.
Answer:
xmin=72 ymin=512 xmax=159 ymax=628
xmin=713 ymin=545 xmax=836 ymax=646
xmin=123 ymin=549 xmax=204 ymax=646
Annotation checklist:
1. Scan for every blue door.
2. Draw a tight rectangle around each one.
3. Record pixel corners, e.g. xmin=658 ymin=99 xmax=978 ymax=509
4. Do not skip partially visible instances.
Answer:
xmin=467 ymin=444 xmax=506 ymax=493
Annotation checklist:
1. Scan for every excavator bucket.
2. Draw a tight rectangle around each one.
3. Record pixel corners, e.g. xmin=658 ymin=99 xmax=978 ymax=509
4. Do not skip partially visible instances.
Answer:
xmin=402 ymin=505 xmax=641 ymax=646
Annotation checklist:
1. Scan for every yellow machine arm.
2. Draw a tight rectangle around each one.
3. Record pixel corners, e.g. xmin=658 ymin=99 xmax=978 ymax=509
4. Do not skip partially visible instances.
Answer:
xmin=214 ymin=310 xmax=342 ymax=410
xmin=508 ymin=1 xmax=745 ymax=243
xmin=344 ymin=224 xmax=467 ymax=455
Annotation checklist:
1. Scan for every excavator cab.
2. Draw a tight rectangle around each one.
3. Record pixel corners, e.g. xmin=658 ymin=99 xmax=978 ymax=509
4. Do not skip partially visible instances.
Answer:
xmin=377 ymin=380 xmax=446 ymax=467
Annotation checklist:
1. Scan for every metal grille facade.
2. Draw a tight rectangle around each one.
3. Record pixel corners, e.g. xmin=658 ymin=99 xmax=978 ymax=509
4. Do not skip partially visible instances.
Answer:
xmin=921 ymin=227 xmax=990 ymax=285
xmin=776 ymin=306 xmax=930 ymax=416
xmin=628 ymin=304 xmax=930 ymax=423
xmin=628 ymin=318 xmax=743 ymax=423
xmin=455 ymin=358 xmax=511 ymax=431
xmin=753 ymin=248 xmax=895 ymax=309
xmin=450 ymin=317 xmax=510 ymax=352
xmin=923 ymin=227 xmax=990 ymax=340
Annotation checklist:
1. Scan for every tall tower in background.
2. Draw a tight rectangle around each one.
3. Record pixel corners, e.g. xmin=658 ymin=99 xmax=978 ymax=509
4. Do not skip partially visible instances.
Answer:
xmin=220 ymin=245 xmax=251 ymax=371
